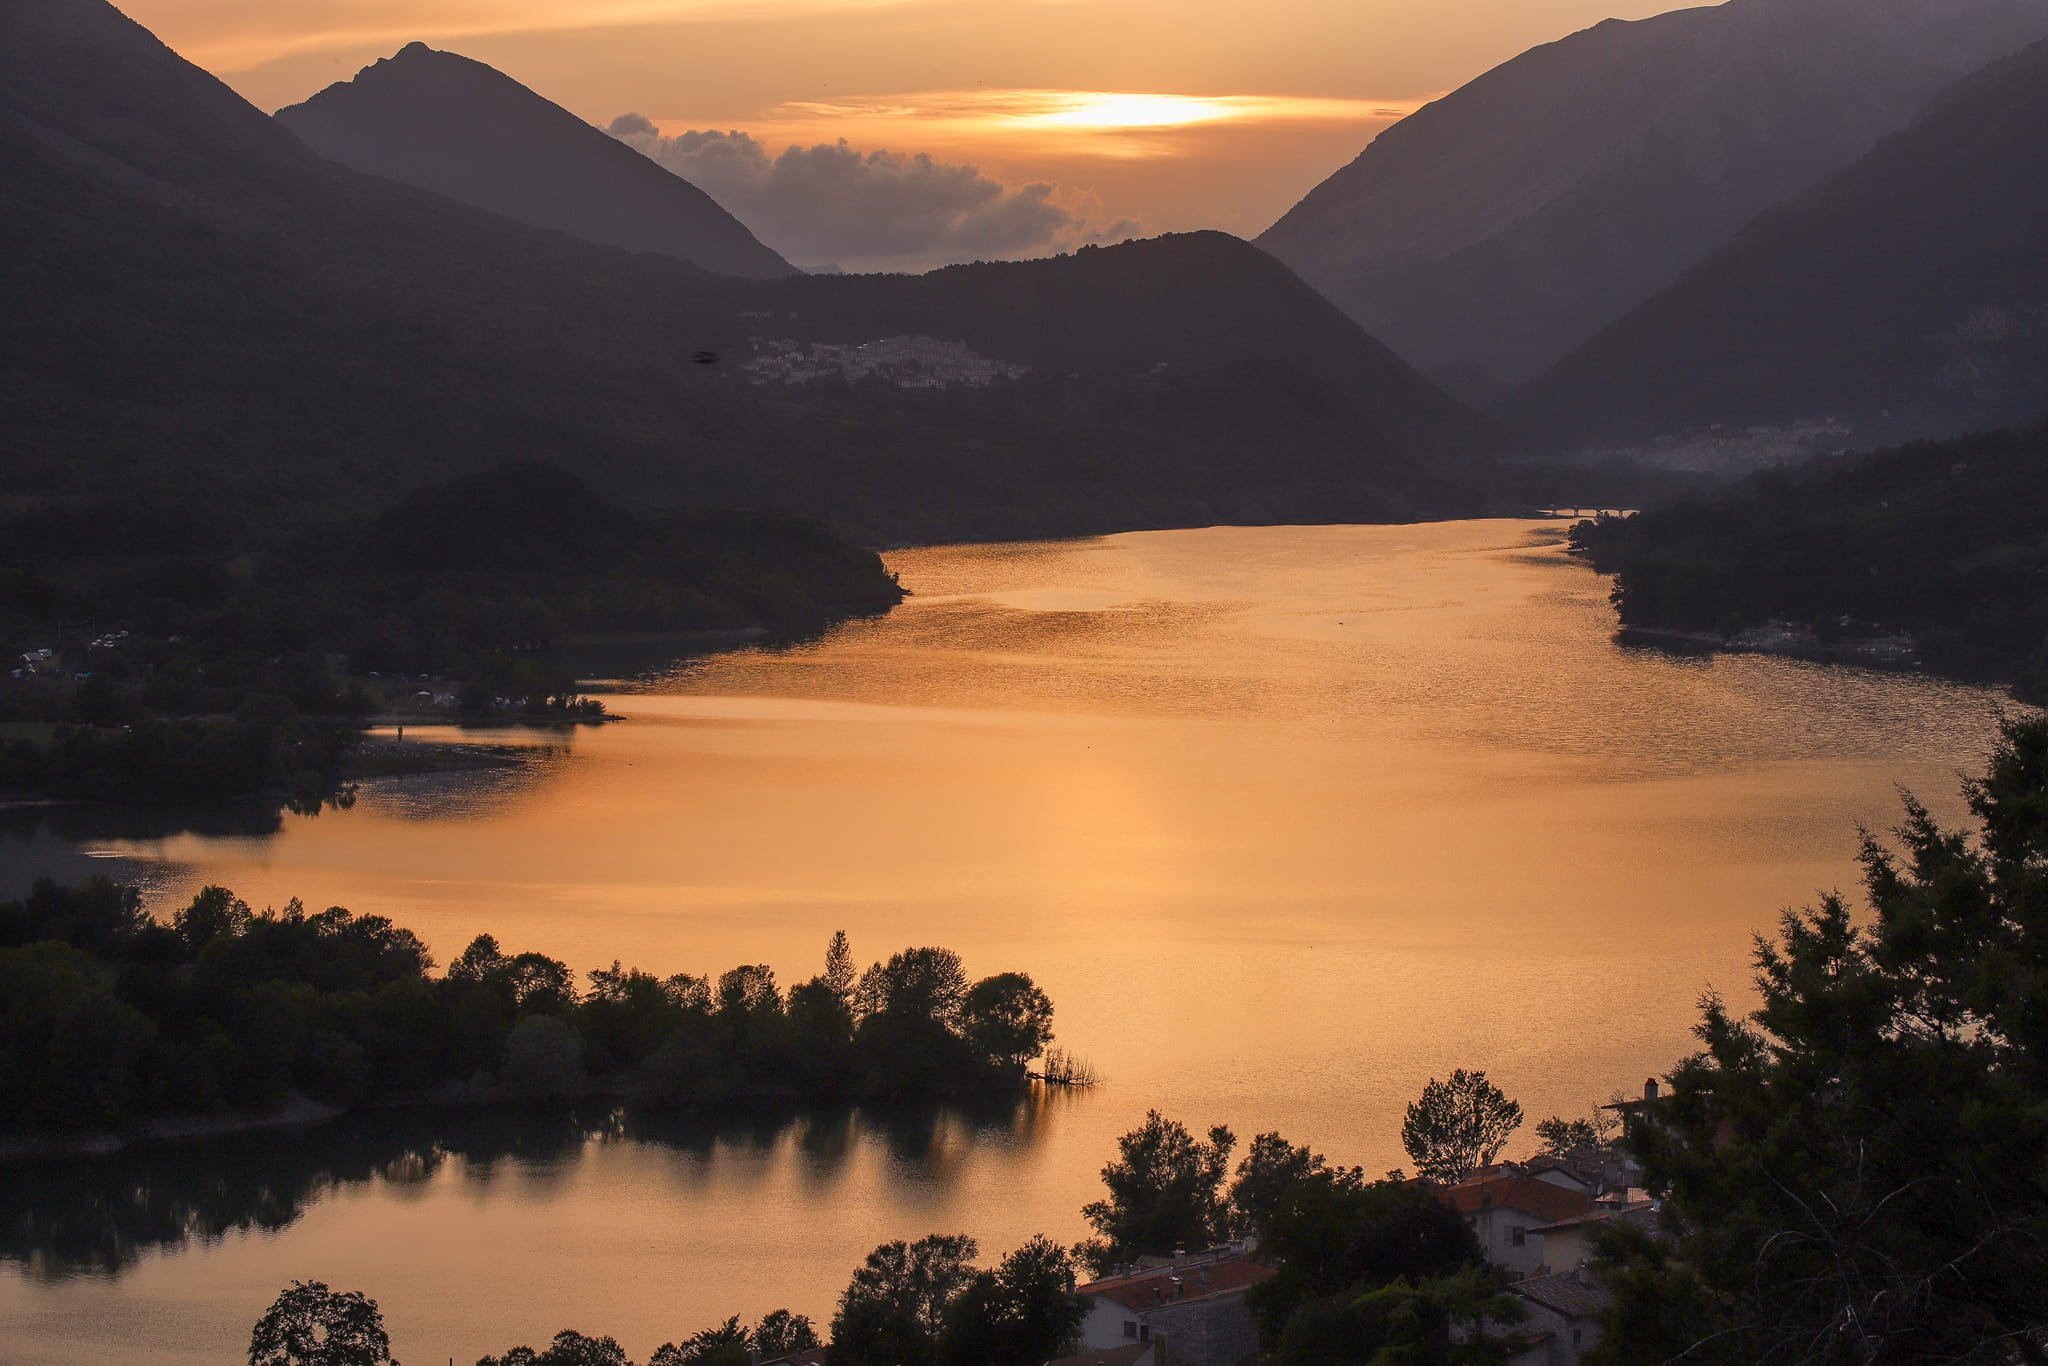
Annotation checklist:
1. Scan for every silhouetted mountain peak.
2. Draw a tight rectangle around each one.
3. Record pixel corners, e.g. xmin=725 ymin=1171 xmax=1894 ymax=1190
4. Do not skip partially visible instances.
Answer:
xmin=276 ymin=44 xmax=796 ymax=278
xmin=1 ymin=0 xmax=311 ymax=184
xmin=1257 ymin=0 xmax=2048 ymax=394
xmin=1514 ymin=35 xmax=2048 ymax=448
xmin=354 ymin=41 xmax=519 ymax=87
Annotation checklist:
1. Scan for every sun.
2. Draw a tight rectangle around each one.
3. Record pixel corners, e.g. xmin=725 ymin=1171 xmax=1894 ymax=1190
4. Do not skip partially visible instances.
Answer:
xmin=1019 ymin=92 xmax=1237 ymax=130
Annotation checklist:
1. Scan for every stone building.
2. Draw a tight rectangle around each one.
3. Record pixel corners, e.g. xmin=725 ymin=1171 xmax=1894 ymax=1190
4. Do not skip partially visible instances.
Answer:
xmin=1074 ymin=1247 xmax=1274 ymax=1366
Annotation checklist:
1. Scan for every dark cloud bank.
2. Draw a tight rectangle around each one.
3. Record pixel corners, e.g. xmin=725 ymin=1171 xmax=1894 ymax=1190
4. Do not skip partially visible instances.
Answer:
xmin=606 ymin=114 xmax=1137 ymax=272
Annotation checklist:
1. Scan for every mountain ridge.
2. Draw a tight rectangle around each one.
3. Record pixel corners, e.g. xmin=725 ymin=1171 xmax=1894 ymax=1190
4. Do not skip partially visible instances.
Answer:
xmin=1513 ymin=35 xmax=2048 ymax=450
xmin=1257 ymin=0 xmax=2048 ymax=396
xmin=275 ymin=42 xmax=796 ymax=279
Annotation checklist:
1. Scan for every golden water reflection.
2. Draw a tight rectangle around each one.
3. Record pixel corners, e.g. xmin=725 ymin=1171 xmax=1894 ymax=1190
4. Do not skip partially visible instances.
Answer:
xmin=0 ymin=520 xmax=2018 ymax=1364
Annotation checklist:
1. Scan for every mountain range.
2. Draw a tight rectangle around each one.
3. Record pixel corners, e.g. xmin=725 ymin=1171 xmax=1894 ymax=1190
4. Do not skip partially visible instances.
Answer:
xmin=8 ymin=0 xmax=2045 ymax=541
xmin=275 ymin=43 xmax=796 ymax=280
xmin=0 ymin=0 xmax=1494 ymax=545
xmin=1514 ymin=35 xmax=2048 ymax=449
xmin=1258 ymin=0 xmax=2048 ymax=399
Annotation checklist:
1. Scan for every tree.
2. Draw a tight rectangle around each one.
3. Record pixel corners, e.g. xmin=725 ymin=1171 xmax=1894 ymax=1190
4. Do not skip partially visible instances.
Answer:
xmin=503 ymin=953 xmax=577 ymax=1012
xmin=715 ymin=964 xmax=781 ymax=1017
xmin=1269 ymin=1267 xmax=1521 ymax=1366
xmin=448 ymin=934 xmax=507 ymax=985
xmin=176 ymin=885 xmax=251 ymax=950
xmin=1400 ymin=1070 xmax=1522 ymax=1184
xmin=1227 ymin=1132 xmax=1349 ymax=1239
xmin=499 ymin=1014 xmax=585 ymax=1101
xmin=649 ymin=1316 xmax=749 ymax=1366
xmin=822 ymin=930 xmax=856 ymax=1002
xmin=1540 ymin=1114 xmax=1613 ymax=1163
xmin=0 ymin=942 xmax=156 ymax=1128
xmin=850 ymin=948 xmax=978 ymax=1096
xmin=752 ymin=1309 xmax=819 ymax=1359
xmin=477 ymin=1331 xmax=630 ymax=1366
xmin=477 ymin=1335 xmax=626 ymax=1366
xmin=831 ymin=1233 xmax=981 ymax=1366
xmin=0 ymin=875 xmax=150 ymax=952
xmin=1248 ymin=1174 xmax=1482 ymax=1345
xmin=959 ymin=972 xmax=1055 ymax=1073
xmin=649 ymin=1311 xmax=819 ymax=1366
xmin=1592 ymin=717 xmax=2048 ymax=1364
xmin=940 ymin=1237 xmax=1089 ymax=1366
xmin=1078 ymin=1111 xmax=1236 ymax=1274
xmin=852 ymin=948 xmax=968 ymax=1024
xmin=248 ymin=1281 xmax=396 ymax=1366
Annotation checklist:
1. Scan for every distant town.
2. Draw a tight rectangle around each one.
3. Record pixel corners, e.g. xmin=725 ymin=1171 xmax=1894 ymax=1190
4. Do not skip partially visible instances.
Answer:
xmin=742 ymin=334 xmax=1032 ymax=388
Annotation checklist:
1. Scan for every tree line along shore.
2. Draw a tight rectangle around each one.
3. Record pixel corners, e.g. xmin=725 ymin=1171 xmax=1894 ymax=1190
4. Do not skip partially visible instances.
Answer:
xmin=0 ymin=461 xmax=905 ymax=816
xmin=0 ymin=881 xmax=1060 ymax=1152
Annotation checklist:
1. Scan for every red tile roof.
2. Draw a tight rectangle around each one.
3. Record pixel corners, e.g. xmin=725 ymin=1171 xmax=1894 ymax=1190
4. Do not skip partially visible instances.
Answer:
xmin=1441 ymin=1174 xmax=1595 ymax=1223
xmin=1079 ymin=1257 xmax=1275 ymax=1312
xmin=1526 ymin=1200 xmax=1658 ymax=1235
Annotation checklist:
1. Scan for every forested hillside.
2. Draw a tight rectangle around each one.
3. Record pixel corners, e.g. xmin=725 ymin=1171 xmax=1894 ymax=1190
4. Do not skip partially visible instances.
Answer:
xmin=1570 ymin=422 xmax=2048 ymax=696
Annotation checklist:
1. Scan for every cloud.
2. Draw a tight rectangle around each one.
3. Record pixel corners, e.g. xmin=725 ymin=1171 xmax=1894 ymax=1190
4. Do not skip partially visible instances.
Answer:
xmin=606 ymin=118 xmax=1138 ymax=272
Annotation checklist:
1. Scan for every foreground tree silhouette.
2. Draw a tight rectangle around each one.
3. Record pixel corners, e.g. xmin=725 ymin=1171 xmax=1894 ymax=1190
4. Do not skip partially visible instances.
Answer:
xmin=1227 ymin=1131 xmax=1355 ymax=1239
xmin=939 ymin=1236 xmax=1089 ymax=1366
xmin=1077 ymin=1111 xmax=1237 ymax=1273
xmin=1400 ymin=1069 xmax=1522 ymax=1184
xmin=1593 ymin=717 xmax=2048 ymax=1364
xmin=647 ymin=1310 xmax=816 ymax=1366
xmin=476 ymin=1329 xmax=628 ymax=1366
xmin=830 ymin=1233 xmax=1085 ymax=1366
xmin=1247 ymin=1174 xmax=1483 ymax=1344
xmin=751 ymin=1309 xmax=820 ymax=1359
xmin=1269 ymin=1265 xmax=1521 ymax=1366
xmin=831 ymin=1234 xmax=981 ymax=1366
xmin=648 ymin=1316 xmax=748 ymax=1366
xmin=248 ymin=1281 xmax=396 ymax=1366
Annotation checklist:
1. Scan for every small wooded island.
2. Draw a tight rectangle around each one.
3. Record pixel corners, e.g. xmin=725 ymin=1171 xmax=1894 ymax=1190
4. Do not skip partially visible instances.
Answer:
xmin=0 ymin=463 xmax=904 ymax=814
xmin=0 ymin=878 xmax=1057 ymax=1151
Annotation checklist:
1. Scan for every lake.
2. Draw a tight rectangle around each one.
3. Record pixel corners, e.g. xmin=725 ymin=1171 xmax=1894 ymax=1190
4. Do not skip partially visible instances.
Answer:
xmin=0 ymin=520 xmax=2015 ymax=1365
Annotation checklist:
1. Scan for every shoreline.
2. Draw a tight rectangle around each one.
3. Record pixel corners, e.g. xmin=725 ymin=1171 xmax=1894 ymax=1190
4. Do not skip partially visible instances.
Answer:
xmin=0 ymin=1076 xmax=1056 ymax=1165
xmin=1614 ymin=623 xmax=1924 ymax=671
xmin=0 ymin=1095 xmax=352 ymax=1163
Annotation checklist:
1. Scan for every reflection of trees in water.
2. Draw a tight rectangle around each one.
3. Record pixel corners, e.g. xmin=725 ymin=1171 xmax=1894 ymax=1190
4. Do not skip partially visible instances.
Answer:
xmin=0 ymin=807 xmax=290 ymax=918
xmin=0 ymin=1108 xmax=590 ymax=1282
xmin=1 ymin=1095 xmax=1065 ymax=1281
xmin=1 ymin=804 xmax=289 ymax=846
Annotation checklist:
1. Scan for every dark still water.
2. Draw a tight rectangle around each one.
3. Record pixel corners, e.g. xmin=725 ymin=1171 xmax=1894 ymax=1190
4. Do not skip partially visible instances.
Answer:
xmin=0 ymin=520 xmax=2018 ymax=1364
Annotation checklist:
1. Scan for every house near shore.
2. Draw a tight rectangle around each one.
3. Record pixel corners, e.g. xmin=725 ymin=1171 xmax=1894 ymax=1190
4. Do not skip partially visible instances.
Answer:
xmin=1073 ymin=1243 xmax=1273 ymax=1366
xmin=1504 ymin=1265 xmax=1615 ymax=1366
xmin=1441 ymin=1172 xmax=1597 ymax=1278
xmin=1524 ymin=1200 xmax=1659 ymax=1275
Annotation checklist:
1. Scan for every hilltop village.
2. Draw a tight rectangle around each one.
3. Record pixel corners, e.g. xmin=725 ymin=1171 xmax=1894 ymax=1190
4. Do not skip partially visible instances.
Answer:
xmin=742 ymin=334 xmax=1033 ymax=388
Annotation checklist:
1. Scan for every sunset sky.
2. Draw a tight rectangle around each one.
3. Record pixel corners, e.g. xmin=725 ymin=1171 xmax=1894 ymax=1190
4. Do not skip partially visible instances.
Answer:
xmin=124 ymin=0 xmax=1678 ymax=267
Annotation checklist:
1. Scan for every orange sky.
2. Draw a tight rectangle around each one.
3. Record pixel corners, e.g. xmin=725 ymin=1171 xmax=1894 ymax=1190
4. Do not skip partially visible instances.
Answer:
xmin=124 ymin=0 xmax=1681 ymax=247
